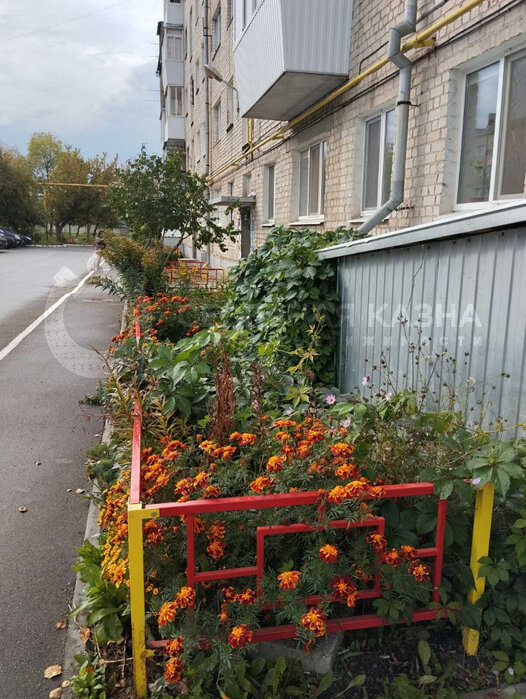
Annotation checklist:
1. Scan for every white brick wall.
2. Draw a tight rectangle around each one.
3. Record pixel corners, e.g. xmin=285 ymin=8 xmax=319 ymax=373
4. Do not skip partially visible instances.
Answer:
xmin=180 ymin=0 xmax=526 ymax=266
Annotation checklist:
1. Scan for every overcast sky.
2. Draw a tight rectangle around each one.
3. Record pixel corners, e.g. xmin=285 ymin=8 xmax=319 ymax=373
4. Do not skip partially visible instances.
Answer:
xmin=0 ymin=0 xmax=161 ymax=163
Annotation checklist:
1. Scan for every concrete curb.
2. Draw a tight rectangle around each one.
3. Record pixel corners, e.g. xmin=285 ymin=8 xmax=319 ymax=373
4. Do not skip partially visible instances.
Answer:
xmin=62 ymin=420 xmax=113 ymax=695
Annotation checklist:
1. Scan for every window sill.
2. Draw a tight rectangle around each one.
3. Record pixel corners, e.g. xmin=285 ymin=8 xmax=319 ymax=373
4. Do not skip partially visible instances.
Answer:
xmin=289 ymin=217 xmax=325 ymax=226
xmin=453 ymin=197 xmax=525 ymax=213
xmin=261 ymin=221 xmax=275 ymax=228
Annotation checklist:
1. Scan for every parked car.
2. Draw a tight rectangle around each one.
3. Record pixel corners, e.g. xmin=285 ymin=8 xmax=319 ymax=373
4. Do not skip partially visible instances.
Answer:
xmin=0 ymin=231 xmax=8 ymax=249
xmin=0 ymin=227 xmax=24 ymax=247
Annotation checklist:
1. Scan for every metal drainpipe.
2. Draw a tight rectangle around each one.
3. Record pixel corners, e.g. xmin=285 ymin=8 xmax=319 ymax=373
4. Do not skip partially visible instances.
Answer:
xmin=357 ymin=0 xmax=418 ymax=235
xmin=204 ymin=0 xmax=211 ymax=264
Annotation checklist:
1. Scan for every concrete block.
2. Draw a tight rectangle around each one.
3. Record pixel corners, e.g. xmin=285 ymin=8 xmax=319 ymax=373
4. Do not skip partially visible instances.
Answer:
xmin=249 ymin=632 xmax=344 ymax=675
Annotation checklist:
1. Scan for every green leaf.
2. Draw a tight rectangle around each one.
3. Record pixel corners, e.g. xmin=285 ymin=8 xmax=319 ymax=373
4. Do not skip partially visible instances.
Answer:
xmin=418 ymin=639 xmax=431 ymax=668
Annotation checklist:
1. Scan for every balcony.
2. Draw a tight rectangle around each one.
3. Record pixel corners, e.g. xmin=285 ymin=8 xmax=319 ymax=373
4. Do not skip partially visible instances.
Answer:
xmin=233 ymin=0 xmax=352 ymax=121
xmin=161 ymin=110 xmax=185 ymax=146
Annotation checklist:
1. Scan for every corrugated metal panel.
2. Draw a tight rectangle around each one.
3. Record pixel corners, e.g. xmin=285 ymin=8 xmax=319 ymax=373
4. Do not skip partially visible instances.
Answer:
xmin=281 ymin=0 xmax=352 ymax=75
xmin=337 ymin=227 xmax=526 ymax=435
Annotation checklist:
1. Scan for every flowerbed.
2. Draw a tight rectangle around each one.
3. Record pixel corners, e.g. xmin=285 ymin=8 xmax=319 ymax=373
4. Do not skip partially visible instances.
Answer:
xmin=75 ymin=229 xmax=526 ymax=698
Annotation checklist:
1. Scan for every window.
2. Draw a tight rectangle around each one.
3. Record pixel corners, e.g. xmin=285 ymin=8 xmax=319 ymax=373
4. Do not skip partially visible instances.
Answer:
xmin=189 ymin=9 xmax=193 ymax=55
xmin=166 ymin=29 xmax=183 ymax=60
xmin=169 ymin=86 xmax=184 ymax=116
xmin=265 ymin=164 xmax=275 ymax=222
xmin=196 ymin=130 xmax=201 ymax=161
xmin=190 ymin=77 xmax=195 ymax=106
xmin=226 ymin=0 xmax=233 ymax=24
xmin=457 ymin=49 xmax=526 ymax=206
xmin=362 ymin=109 xmax=395 ymax=212
xmin=191 ymin=139 xmax=195 ymax=169
xmin=213 ymin=101 xmax=221 ymax=143
xmin=169 ymin=0 xmax=182 ymax=4
xmin=226 ymin=82 xmax=234 ymax=126
xmin=240 ymin=0 xmax=260 ymax=31
xmin=242 ymin=173 xmax=252 ymax=196
xmin=195 ymin=59 xmax=200 ymax=86
xmin=201 ymin=126 xmax=206 ymax=155
xmin=212 ymin=6 xmax=221 ymax=53
xmin=299 ymin=141 xmax=327 ymax=218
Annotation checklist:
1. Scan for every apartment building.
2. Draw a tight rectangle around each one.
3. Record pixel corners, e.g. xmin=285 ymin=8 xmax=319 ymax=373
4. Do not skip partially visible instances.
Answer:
xmin=163 ymin=0 xmax=526 ymax=267
xmin=157 ymin=0 xmax=186 ymax=156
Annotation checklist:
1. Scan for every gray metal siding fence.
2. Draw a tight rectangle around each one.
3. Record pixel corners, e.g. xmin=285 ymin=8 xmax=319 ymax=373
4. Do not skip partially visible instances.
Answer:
xmin=338 ymin=226 xmax=526 ymax=434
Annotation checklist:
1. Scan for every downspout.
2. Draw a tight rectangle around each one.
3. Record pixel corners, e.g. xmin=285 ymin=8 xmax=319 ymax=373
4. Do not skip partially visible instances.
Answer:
xmin=204 ymin=0 xmax=211 ymax=263
xmin=358 ymin=0 xmax=418 ymax=235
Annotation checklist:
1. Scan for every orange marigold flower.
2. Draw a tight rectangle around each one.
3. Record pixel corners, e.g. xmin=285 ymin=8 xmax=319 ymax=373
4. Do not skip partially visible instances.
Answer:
xmin=144 ymin=520 xmax=165 ymax=545
xmin=199 ymin=440 xmax=216 ymax=454
xmin=193 ymin=517 xmax=205 ymax=533
xmin=366 ymin=533 xmax=387 ymax=552
xmin=409 ymin=560 xmax=431 ymax=583
xmin=164 ymin=656 xmax=184 ymax=684
xmin=368 ymin=485 xmax=385 ymax=498
xmin=215 ymin=445 xmax=236 ymax=460
xmin=228 ymin=624 xmax=253 ymax=648
xmin=401 ymin=545 xmax=418 ymax=560
xmin=229 ymin=432 xmax=242 ymax=441
xmin=165 ymin=637 xmax=184 ymax=657
xmin=158 ymin=601 xmax=178 ymax=627
xmin=176 ymin=586 xmax=196 ymax=609
xmin=266 ymin=455 xmax=285 ymax=473
xmin=207 ymin=540 xmax=226 ymax=560
xmin=272 ymin=419 xmax=296 ymax=428
xmin=236 ymin=588 xmax=256 ymax=605
xmin=295 ymin=442 xmax=312 ymax=459
xmin=274 ymin=430 xmax=290 ymax=443
xmin=278 ymin=570 xmax=300 ymax=590
xmin=207 ymin=521 xmax=226 ymax=541
xmin=174 ymin=478 xmax=194 ymax=496
xmin=232 ymin=432 xmax=257 ymax=446
xmin=250 ymin=476 xmax=274 ymax=494
xmin=299 ymin=607 xmax=327 ymax=637
xmin=203 ymin=484 xmax=221 ymax=499
xmin=383 ymin=548 xmax=403 ymax=566
xmin=319 ymin=544 xmax=339 ymax=564
xmin=328 ymin=485 xmax=348 ymax=504
xmin=281 ymin=445 xmax=295 ymax=458
xmin=193 ymin=471 xmax=210 ymax=487
xmin=352 ymin=566 xmax=372 ymax=584
xmin=335 ymin=463 xmax=359 ymax=480
xmin=345 ymin=479 xmax=370 ymax=497
xmin=218 ymin=601 xmax=229 ymax=624
xmin=330 ymin=443 xmax=354 ymax=458
xmin=221 ymin=586 xmax=237 ymax=602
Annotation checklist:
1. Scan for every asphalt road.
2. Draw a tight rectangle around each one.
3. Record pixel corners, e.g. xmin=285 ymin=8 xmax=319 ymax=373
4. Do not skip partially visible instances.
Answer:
xmin=0 ymin=246 xmax=122 ymax=698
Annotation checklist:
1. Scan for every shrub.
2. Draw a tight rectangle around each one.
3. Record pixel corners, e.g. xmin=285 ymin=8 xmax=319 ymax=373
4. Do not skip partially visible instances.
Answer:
xmin=222 ymin=226 xmax=360 ymax=384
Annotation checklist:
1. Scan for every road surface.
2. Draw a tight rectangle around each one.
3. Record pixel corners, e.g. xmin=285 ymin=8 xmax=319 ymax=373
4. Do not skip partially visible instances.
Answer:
xmin=0 ymin=246 xmax=122 ymax=697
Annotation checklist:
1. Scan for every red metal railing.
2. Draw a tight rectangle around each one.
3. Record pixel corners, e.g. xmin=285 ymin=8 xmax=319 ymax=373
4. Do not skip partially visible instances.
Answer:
xmin=165 ymin=259 xmax=225 ymax=288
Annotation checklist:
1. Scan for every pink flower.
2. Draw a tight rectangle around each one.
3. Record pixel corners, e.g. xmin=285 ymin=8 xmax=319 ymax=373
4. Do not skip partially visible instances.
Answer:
xmin=362 ymin=375 xmax=370 ymax=387
xmin=325 ymin=394 xmax=336 ymax=405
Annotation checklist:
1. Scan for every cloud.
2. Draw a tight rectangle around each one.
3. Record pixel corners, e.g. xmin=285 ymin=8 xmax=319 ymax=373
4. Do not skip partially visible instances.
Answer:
xmin=0 ymin=0 xmax=163 ymax=162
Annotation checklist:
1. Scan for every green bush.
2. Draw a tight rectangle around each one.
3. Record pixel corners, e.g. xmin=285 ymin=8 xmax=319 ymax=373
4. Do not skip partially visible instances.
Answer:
xmin=222 ymin=226 xmax=360 ymax=383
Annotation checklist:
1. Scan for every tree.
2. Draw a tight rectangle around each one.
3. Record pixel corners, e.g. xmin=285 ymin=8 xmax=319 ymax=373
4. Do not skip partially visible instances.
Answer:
xmin=27 ymin=132 xmax=63 ymax=238
xmin=46 ymin=147 xmax=90 ymax=242
xmin=0 ymin=147 xmax=40 ymax=234
xmin=83 ymin=154 xmax=118 ymax=240
xmin=109 ymin=147 xmax=238 ymax=250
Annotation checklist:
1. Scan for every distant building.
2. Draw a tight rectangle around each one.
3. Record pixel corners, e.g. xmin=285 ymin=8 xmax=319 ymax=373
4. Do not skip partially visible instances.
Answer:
xmin=158 ymin=0 xmax=526 ymax=266
xmin=157 ymin=0 xmax=185 ymax=158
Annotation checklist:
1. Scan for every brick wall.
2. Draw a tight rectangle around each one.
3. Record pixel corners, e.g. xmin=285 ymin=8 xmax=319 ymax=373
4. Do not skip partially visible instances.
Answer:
xmin=181 ymin=0 xmax=526 ymax=266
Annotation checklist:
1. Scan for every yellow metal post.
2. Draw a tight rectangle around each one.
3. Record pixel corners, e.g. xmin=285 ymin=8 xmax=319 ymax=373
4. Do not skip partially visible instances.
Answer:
xmin=128 ymin=504 xmax=157 ymax=698
xmin=462 ymin=482 xmax=495 ymax=655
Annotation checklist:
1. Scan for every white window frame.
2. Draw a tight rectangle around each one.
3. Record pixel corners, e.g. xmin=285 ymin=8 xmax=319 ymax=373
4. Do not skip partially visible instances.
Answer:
xmin=264 ymin=164 xmax=276 ymax=224
xmin=455 ymin=48 xmax=526 ymax=211
xmin=361 ymin=108 xmax=395 ymax=215
xmin=168 ymin=86 xmax=184 ymax=116
xmin=226 ymin=82 xmax=234 ymax=127
xmin=298 ymin=141 xmax=326 ymax=221
xmin=213 ymin=101 xmax=221 ymax=143
xmin=166 ymin=29 xmax=183 ymax=61
xmin=212 ymin=6 xmax=221 ymax=53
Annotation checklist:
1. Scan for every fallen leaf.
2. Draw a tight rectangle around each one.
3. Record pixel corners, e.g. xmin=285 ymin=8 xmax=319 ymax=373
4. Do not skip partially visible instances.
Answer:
xmin=49 ymin=688 xmax=62 ymax=699
xmin=55 ymin=619 xmax=67 ymax=630
xmin=18 ymin=506 xmax=28 ymax=513
xmin=80 ymin=626 xmax=90 ymax=643
xmin=75 ymin=488 xmax=85 ymax=494
xmin=61 ymin=680 xmax=71 ymax=688
xmin=44 ymin=665 xmax=62 ymax=679
xmin=66 ymin=489 xmax=72 ymax=493
xmin=35 ymin=461 xmax=42 ymax=466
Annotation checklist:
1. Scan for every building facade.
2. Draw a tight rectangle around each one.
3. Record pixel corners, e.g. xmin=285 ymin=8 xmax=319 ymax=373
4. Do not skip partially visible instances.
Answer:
xmin=157 ymin=0 xmax=186 ymax=156
xmin=163 ymin=0 xmax=526 ymax=267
